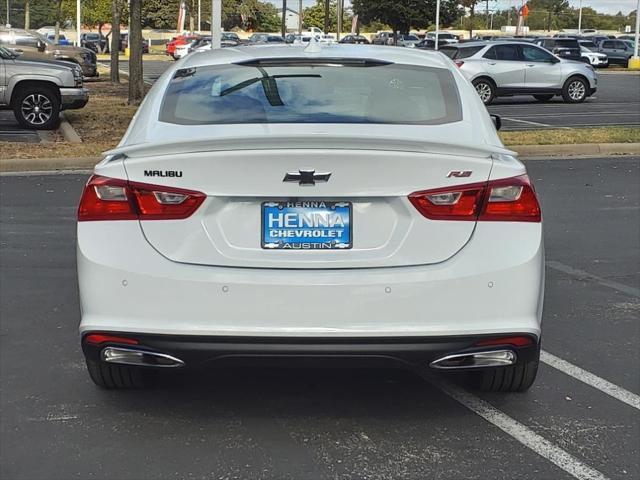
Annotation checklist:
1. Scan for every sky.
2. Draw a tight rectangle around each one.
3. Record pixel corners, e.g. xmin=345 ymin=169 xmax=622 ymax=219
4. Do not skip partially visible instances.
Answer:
xmin=495 ymin=1 xmax=637 ymax=15
xmin=269 ymin=1 xmax=638 ymax=16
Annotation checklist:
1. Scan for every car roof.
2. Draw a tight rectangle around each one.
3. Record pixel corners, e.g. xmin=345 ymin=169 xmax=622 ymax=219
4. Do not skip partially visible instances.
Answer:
xmin=181 ymin=44 xmax=454 ymax=69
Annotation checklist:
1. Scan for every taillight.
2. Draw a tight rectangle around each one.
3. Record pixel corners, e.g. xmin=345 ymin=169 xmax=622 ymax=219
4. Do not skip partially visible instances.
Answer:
xmin=409 ymin=175 xmax=541 ymax=222
xmin=78 ymin=175 xmax=205 ymax=221
xmin=454 ymin=60 xmax=464 ymax=68
xmin=475 ymin=336 xmax=535 ymax=347
xmin=85 ymin=333 xmax=139 ymax=345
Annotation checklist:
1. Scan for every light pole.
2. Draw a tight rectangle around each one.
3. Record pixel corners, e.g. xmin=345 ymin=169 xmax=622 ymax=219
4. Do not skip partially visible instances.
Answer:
xmin=435 ymin=0 xmax=440 ymax=50
xmin=298 ymin=0 xmax=302 ymax=34
xmin=198 ymin=0 xmax=201 ymax=32
xmin=76 ymin=0 xmax=81 ymax=46
xmin=630 ymin=0 xmax=640 ymax=68
xmin=211 ymin=0 xmax=221 ymax=49
xmin=6 ymin=0 xmax=9 ymax=26
xmin=577 ymin=0 xmax=582 ymax=33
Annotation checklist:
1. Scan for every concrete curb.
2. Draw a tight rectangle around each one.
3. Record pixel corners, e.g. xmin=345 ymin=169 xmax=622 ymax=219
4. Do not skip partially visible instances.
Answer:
xmin=515 ymin=142 xmax=640 ymax=158
xmin=1 ymin=143 xmax=639 ymax=173
xmin=0 ymin=156 xmax=100 ymax=173
xmin=58 ymin=113 xmax=83 ymax=143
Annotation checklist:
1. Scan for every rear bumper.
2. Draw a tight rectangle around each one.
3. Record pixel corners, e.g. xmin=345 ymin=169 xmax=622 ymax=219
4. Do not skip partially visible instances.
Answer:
xmin=81 ymin=333 xmax=540 ymax=370
xmin=78 ymin=221 xmax=545 ymax=339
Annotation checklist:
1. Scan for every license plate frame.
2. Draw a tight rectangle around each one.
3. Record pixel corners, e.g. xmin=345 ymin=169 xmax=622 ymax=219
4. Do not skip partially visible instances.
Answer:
xmin=261 ymin=200 xmax=352 ymax=250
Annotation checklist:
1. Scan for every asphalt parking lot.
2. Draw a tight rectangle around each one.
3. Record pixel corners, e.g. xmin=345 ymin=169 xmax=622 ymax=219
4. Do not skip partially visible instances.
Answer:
xmin=1 ymin=157 xmax=638 ymax=480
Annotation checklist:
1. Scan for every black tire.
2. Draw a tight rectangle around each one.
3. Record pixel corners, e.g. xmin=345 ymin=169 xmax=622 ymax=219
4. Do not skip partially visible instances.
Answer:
xmin=472 ymin=78 xmax=496 ymax=105
xmin=472 ymin=347 xmax=540 ymax=392
xmin=86 ymin=359 xmax=151 ymax=389
xmin=533 ymin=94 xmax=554 ymax=102
xmin=12 ymin=85 xmax=61 ymax=130
xmin=561 ymin=76 xmax=588 ymax=103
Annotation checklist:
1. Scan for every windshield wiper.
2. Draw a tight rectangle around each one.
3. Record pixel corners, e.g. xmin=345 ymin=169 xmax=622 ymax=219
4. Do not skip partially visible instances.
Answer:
xmin=219 ymin=66 xmax=320 ymax=107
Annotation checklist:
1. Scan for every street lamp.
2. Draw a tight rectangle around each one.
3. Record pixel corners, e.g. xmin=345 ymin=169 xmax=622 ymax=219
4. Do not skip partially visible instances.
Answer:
xmin=577 ymin=0 xmax=582 ymax=33
xmin=76 ymin=0 xmax=81 ymax=47
xmin=211 ymin=0 xmax=221 ymax=49
xmin=630 ymin=0 xmax=640 ymax=69
xmin=435 ymin=0 xmax=440 ymax=50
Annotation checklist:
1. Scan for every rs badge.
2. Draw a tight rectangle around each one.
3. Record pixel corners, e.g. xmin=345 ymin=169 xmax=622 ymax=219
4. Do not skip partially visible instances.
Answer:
xmin=447 ymin=171 xmax=472 ymax=178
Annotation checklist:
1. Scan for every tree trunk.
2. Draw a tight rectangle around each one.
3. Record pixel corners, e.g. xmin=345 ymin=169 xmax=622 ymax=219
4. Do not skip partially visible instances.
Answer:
xmin=323 ymin=0 xmax=329 ymax=33
xmin=128 ymin=0 xmax=145 ymax=105
xmin=97 ymin=22 xmax=103 ymax=52
xmin=469 ymin=5 xmax=475 ymax=39
xmin=24 ymin=0 xmax=30 ymax=30
xmin=54 ymin=0 xmax=63 ymax=44
xmin=110 ymin=0 xmax=120 ymax=84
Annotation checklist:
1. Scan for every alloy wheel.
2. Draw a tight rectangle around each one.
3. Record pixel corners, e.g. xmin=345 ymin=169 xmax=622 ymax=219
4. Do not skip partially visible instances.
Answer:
xmin=20 ymin=94 xmax=53 ymax=126
xmin=567 ymin=80 xmax=586 ymax=101
xmin=475 ymin=83 xmax=493 ymax=103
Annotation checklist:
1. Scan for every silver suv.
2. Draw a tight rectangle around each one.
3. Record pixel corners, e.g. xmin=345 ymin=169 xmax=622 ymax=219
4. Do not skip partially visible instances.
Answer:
xmin=440 ymin=41 xmax=598 ymax=105
xmin=0 ymin=46 xmax=89 ymax=129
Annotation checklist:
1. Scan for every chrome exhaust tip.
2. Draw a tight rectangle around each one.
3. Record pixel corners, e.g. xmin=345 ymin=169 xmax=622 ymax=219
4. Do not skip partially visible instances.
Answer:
xmin=429 ymin=349 xmax=517 ymax=370
xmin=102 ymin=347 xmax=185 ymax=368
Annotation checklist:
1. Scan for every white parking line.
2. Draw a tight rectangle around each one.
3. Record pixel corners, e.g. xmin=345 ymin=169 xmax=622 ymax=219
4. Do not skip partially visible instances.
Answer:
xmin=541 ymin=351 xmax=640 ymax=411
xmin=431 ymin=378 xmax=609 ymax=480
xmin=502 ymin=117 xmax=564 ymax=128
xmin=547 ymin=261 xmax=640 ymax=298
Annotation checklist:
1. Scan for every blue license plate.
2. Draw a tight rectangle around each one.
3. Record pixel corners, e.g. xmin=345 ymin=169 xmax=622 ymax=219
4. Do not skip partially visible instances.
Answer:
xmin=261 ymin=201 xmax=352 ymax=250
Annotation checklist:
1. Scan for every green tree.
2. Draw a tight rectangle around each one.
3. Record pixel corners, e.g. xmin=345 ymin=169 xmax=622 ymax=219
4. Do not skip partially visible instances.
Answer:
xmin=526 ymin=0 xmax=569 ymax=31
xmin=239 ymin=0 xmax=280 ymax=32
xmin=352 ymin=0 xmax=461 ymax=36
xmin=303 ymin=0 xmax=352 ymax=32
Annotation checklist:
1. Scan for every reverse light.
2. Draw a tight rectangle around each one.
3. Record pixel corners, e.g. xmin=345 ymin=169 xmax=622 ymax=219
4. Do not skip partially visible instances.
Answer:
xmin=409 ymin=175 xmax=541 ymax=222
xmin=78 ymin=175 xmax=205 ymax=221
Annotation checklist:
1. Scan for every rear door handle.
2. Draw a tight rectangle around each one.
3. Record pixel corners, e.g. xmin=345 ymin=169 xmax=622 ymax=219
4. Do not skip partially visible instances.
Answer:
xmin=487 ymin=62 xmax=497 ymax=65
xmin=526 ymin=64 xmax=535 ymax=67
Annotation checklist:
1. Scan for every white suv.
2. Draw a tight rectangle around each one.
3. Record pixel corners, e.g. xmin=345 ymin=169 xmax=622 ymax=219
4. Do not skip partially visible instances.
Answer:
xmin=441 ymin=41 xmax=598 ymax=104
xmin=77 ymin=45 xmax=544 ymax=392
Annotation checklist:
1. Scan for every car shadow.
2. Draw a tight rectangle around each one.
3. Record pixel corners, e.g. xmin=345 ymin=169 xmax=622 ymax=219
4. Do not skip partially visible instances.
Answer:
xmin=95 ymin=366 xmax=470 ymax=421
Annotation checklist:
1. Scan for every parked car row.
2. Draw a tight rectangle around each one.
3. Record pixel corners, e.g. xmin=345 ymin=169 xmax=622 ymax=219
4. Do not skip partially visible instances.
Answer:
xmin=0 ymin=27 xmax=98 ymax=77
xmin=166 ymin=33 xmax=242 ymax=59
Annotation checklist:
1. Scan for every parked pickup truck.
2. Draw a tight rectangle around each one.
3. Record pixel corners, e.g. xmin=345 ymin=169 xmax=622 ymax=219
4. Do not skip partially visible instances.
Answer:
xmin=0 ymin=46 xmax=89 ymax=129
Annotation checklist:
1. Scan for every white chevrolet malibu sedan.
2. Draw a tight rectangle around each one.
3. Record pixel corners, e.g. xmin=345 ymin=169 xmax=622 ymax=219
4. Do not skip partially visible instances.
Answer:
xmin=77 ymin=44 xmax=544 ymax=392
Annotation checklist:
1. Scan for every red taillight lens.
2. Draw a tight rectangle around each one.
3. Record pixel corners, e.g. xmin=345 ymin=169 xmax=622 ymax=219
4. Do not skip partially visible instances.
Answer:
xmin=479 ymin=175 xmax=541 ymax=222
xmin=78 ymin=175 xmax=205 ymax=221
xmin=454 ymin=60 xmax=464 ymax=68
xmin=475 ymin=336 xmax=535 ymax=347
xmin=85 ymin=334 xmax=139 ymax=345
xmin=408 ymin=175 xmax=541 ymax=222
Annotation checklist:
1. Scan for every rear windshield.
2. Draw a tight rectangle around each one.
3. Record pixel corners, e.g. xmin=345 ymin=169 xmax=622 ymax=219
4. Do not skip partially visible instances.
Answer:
xmin=159 ymin=60 xmax=462 ymax=125
xmin=440 ymin=46 xmax=483 ymax=59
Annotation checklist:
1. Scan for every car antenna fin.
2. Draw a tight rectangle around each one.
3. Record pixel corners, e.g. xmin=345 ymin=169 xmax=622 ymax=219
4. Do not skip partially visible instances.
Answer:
xmin=304 ymin=35 xmax=322 ymax=54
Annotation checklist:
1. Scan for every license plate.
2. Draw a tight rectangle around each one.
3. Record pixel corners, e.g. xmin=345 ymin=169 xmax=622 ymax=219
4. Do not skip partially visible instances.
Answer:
xmin=261 ymin=201 xmax=352 ymax=250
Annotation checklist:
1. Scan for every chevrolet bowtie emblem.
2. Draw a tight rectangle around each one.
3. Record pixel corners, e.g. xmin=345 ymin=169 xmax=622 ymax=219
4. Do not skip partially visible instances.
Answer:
xmin=283 ymin=169 xmax=332 ymax=186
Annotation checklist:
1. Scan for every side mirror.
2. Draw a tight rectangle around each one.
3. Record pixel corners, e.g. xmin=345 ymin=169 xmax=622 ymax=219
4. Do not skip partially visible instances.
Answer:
xmin=37 ymin=40 xmax=46 ymax=52
xmin=490 ymin=114 xmax=502 ymax=131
